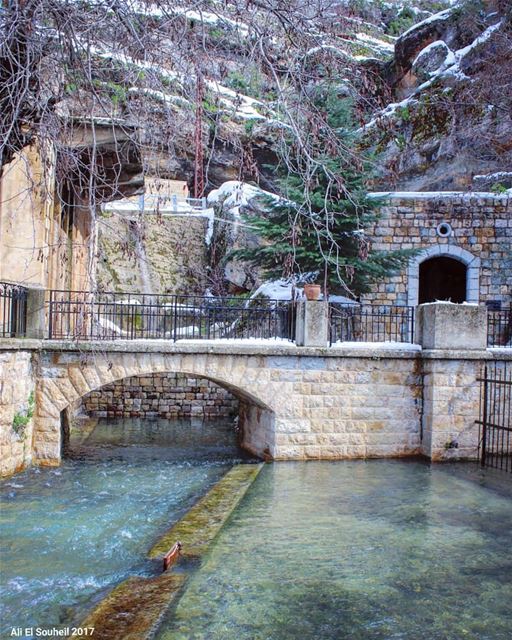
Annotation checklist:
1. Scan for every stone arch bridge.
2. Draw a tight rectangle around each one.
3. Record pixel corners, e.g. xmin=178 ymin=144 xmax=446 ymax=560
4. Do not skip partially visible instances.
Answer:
xmin=31 ymin=336 xmax=482 ymax=468
xmin=1 ymin=302 xmax=503 ymax=477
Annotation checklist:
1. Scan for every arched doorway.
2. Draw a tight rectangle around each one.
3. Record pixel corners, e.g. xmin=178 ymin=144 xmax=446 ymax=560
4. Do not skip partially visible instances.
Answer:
xmin=406 ymin=246 xmax=480 ymax=307
xmin=418 ymin=257 xmax=467 ymax=304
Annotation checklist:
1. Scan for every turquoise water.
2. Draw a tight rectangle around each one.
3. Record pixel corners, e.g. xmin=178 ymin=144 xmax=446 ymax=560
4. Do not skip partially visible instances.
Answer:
xmin=0 ymin=417 xmax=244 ymax=637
xmin=157 ymin=460 xmax=512 ymax=640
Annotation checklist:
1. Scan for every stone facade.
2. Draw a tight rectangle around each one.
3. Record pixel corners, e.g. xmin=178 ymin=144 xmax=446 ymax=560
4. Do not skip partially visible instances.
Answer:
xmin=0 ymin=349 xmax=37 ymax=476
xmin=31 ymin=344 xmax=425 ymax=464
xmin=364 ymin=192 xmax=512 ymax=307
xmin=4 ymin=336 xmax=502 ymax=472
xmin=82 ymin=372 xmax=238 ymax=419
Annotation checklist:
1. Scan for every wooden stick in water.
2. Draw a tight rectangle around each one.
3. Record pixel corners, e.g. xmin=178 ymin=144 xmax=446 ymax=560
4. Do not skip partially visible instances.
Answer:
xmin=163 ymin=541 xmax=182 ymax=572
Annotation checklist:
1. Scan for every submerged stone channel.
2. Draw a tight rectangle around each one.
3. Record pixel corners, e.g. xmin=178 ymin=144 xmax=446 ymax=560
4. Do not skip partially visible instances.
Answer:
xmin=0 ymin=416 xmax=250 ymax=638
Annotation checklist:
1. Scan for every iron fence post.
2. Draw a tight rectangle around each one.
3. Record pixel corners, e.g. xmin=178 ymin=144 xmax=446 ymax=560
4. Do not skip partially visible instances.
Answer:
xmin=481 ymin=365 xmax=488 ymax=468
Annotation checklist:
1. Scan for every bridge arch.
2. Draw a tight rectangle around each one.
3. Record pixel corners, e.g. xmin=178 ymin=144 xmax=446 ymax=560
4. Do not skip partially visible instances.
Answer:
xmin=34 ymin=351 xmax=281 ymax=466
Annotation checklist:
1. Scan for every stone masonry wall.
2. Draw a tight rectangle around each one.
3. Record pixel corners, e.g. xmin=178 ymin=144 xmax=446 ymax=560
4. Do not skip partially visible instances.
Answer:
xmin=0 ymin=350 xmax=37 ymax=476
xmin=33 ymin=346 xmax=427 ymax=465
xmin=82 ymin=372 xmax=239 ymax=419
xmin=2 ymin=338 xmax=507 ymax=476
xmin=421 ymin=356 xmax=483 ymax=461
xmin=363 ymin=193 xmax=512 ymax=306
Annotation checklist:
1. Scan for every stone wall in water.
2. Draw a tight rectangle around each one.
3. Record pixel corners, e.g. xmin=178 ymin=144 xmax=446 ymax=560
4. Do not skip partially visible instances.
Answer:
xmin=0 ymin=349 xmax=37 ymax=476
xmin=82 ymin=372 xmax=239 ymax=419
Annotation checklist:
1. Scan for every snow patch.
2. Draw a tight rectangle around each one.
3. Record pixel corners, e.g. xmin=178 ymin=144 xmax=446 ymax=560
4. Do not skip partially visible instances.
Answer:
xmin=249 ymin=280 xmax=296 ymax=302
xmin=176 ymin=337 xmax=296 ymax=346
xmin=127 ymin=87 xmax=191 ymax=108
xmin=205 ymin=80 xmax=267 ymax=121
xmin=456 ymin=19 xmax=503 ymax=58
xmin=331 ymin=341 xmax=421 ymax=350
xmin=132 ymin=3 xmax=249 ymax=37
xmin=369 ymin=191 xmax=511 ymax=201
xmin=305 ymin=44 xmax=357 ymax=62
xmin=207 ymin=181 xmax=282 ymax=218
xmin=355 ymin=32 xmax=394 ymax=52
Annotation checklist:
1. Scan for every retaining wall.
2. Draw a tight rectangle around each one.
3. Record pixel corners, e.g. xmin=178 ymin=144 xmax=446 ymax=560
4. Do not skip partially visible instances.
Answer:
xmin=82 ymin=372 xmax=238 ymax=419
xmin=0 ymin=348 xmax=37 ymax=476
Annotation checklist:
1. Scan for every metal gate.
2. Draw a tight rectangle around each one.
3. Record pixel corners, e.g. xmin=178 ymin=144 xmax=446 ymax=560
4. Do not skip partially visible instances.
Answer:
xmin=477 ymin=362 xmax=512 ymax=473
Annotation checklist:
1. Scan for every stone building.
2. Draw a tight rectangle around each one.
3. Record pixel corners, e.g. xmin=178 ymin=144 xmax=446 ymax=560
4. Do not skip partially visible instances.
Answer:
xmin=363 ymin=191 xmax=512 ymax=309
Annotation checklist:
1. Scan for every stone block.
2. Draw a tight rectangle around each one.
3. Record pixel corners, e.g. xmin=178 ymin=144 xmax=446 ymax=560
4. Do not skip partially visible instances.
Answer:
xmin=295 ymin=301 xmax=329 ymax=347
xmin=416 ymin=302 xmax=487 ymax=350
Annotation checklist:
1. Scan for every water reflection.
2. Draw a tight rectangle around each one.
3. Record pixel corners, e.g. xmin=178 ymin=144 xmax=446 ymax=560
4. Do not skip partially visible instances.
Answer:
xmin=69 ymin=416 xmax=252 ymax=462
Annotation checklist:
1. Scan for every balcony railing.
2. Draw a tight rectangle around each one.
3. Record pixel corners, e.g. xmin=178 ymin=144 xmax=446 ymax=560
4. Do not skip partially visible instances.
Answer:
xmin=47 ymin=290 xmax=296 ymax=342
xmin=0 ymin=282 xmax=28 ymax=338
xmin=329 ymin=303 xmax=415 ymax=345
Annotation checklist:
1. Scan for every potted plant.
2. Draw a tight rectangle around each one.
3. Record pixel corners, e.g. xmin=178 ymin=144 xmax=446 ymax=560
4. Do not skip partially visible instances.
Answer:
xmin=303 ymin=283 xmax=321 ymax=301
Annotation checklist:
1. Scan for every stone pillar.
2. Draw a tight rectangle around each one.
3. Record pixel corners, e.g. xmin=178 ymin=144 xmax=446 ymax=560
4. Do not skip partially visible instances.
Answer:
xmin=415 ymin=302 xmax=487 ymax=350
xmin=25 ymin=288 xmax=47 ymax=339
xmin=417 ymin=302 xmax=487 ymax=461
xmin=295 ymin=301 xmax=328 ymax=347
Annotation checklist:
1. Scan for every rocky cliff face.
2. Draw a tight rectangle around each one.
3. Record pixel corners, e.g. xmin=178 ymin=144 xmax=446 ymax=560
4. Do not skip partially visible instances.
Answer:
xmin=96 ymin=212 xmax=209 ymax=294
xmin=363 ymin=0 xmax=512 ymax=190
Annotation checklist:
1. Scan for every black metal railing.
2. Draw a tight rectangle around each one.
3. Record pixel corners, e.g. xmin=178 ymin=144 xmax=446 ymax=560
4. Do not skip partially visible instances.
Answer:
xmin=47 ymin=290 xmax=296 ymax=342
xmin=488 ymin=309 xmax=511 ymax=347
xmin=0 ymin=282 xmax=28 ymax=338
xmin=329 ymin=303 xmax=415 ymax=344
xmin=477 ymin=362 xmax=512 ymax=473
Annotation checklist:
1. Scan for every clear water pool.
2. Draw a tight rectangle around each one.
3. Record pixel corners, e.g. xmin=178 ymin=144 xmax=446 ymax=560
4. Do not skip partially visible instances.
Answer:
xmin=0 ymin=417 xmax=244 ymax=637
xmin=156 ymin=460 xmax=512 ymax=640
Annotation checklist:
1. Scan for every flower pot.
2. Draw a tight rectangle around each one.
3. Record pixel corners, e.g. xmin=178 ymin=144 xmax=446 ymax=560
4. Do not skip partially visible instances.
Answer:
xmin=304 ymin=284 xmax=321 ymax=301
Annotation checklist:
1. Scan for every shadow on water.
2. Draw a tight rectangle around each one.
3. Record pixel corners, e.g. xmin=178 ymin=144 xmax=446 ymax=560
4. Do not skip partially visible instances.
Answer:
xmin=68 ymin=415 xmax=256 ymax=464
xmin=0 ymin=415 xmax=254 ymax=638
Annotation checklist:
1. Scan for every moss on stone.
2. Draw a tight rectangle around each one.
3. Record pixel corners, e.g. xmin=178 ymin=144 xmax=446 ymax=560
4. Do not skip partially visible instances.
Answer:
xmin=78 ymin=573 xmax=186 ymax=640
xmin=75 ymin=463 xmax=262 ymax=639
xmin=149 ymin=463 xmax=263 ymax=560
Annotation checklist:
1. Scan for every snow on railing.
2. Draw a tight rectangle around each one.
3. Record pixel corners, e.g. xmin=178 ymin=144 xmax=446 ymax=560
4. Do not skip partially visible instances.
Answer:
xmin=46 ymin=290 xmax=296 ymax=342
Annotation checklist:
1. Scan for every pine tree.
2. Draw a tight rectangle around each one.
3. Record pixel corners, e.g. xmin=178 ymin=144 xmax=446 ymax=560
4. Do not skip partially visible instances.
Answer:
xmin=230 ymin=94 xmax=414 ymax=299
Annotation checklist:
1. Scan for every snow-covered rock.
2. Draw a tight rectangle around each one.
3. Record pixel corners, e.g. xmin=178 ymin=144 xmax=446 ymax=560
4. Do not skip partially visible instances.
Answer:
xmin=207 ymin=181 xmax=281 ymax=218
xmin=395 ymin=6 xmax=460 ymax=72
xmin=473 ymin=172 xmax=512 ymax=191
xmin=412 ymin=40 xmax=454 ymax=79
